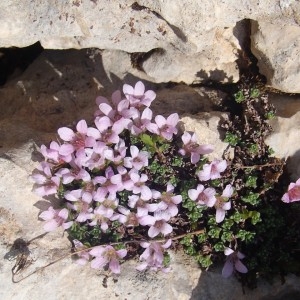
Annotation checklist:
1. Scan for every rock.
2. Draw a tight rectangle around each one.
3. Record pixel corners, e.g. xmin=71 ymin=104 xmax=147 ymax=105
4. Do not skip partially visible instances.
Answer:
xmin=1 ymin=1 xmax=300 ymax=89
xmin=251 ymin=21 xmax=300 ymax=93
xmin=266 ymin=93 xmax=300 ymax=180
xmin=0 ymin=0 xmax=240 ymax=84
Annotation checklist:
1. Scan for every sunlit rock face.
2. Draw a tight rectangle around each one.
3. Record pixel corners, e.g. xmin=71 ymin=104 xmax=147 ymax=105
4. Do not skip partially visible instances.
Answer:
xmin=1 ymin=0 xmax=299 ymax=89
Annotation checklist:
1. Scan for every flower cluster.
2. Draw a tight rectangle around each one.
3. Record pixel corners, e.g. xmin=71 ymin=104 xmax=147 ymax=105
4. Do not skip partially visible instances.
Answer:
xmin=32 ymin=81 xmax=243 ymax=277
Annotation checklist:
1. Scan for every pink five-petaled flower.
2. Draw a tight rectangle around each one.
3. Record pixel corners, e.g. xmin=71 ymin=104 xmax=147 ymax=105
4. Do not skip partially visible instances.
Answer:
xmin=130 ymin=171 xmax=152 ymax=200
xmin=282 ymin=178 xmax=300 ymax=203
xmin=178 ymin=131 xmax=214 ymax=164
xmin=64 ymin=189 xmax=93 ymax=223
xmin=214 ymin=184 xmax=233 ymax=223
xmin=156 ymin=183 xmax=182 ymax=217
xmin=188 ymin=184 xmax=216 ymax=207
xmin=222 ymin=247 xmax=248 ymax=278
xmin=130 ymin=107 xmax=159 ymax=136
xmin=93 ymin=166 xmax=123 ymax=200
xmin=123 ymin=81 xmax=156 ymax=108
xmin=155 ymin=113 xmax=179 ymax=141
xmin=89 ymin=203 xmax=117 ymax=232
xmin=124 ymin=145 xmax=149 ymax=170
xmin=39 ymin=207 xmax=73 ymax=232
xmin=117 ymin=206 xmax=139 ymax=227
xmin=197 ymin=159 xmax=227 ymax=181
xmin=94 ymin=116 xmax=123 ymax=145
xmin=90 ymin=245 xmax=127 ymax=274
xmin=128 ymin=194 xmax=158 ymax=217
xmin=57 ymin=119 xmax=98 ymax=156
xmin=98 ymin=99 xmax=136 ymax=132
xmin=137 ymin=239 xmax=172 ymax=272
xmin=56 ymin=154 xmax=90 ymax=185
xmin=147 ymin=211 xmax=173 ymax=238
xmin=31 ymin=161 xmax=60 ymax=197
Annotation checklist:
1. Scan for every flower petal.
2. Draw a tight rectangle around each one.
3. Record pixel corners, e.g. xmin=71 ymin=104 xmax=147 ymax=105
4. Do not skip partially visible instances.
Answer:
xmin=235 ymin=260 xmax=248 ymax=273
xmin=58 ymin=127 xmax=74 ymax=141
xmin=109 ymin=259 xmax=121 ymax=274
xmin=222 ymin=260 xmax=234 ymax=278
xmin=216 ymin=208 xmax=225 ymax=223
xmin=76 ymin=120 xmax=87 ymax=134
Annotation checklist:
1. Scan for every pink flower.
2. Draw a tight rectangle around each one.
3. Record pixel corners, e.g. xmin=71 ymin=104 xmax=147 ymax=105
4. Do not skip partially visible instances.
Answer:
xmin=123 ymin=81 xmax=156 ymax=108
xmin=93 ymin=195 xmax=119 ymax=221
xmin=188 ymin=184 xmax=216 ymax=207
xmin=94 ymin=116 xmax=123 ymax=145
xmin=156 ymin=184 xmax=182 ymax=217
xmin=57 ymin=120 xmax=97 ymax=156
xmin=103 ymin=139 xmax=127 ymax=164
xmin=222 ymin=248 xmax=248 ymax=278
xmin=130 ymin=171 xmax=152 ymax=200
xmin=117 ymin=207 xmax=138 ymax=226
xmin=130 ymin=107 xmax=159 ymax=135
xmin=90 ymin=245 xmax=127 ymax=274
xmin=89 ymin=203 xmax=117 ymax=232
xmin=282 ymin=178 xmax=300 ymax=203
xmin=98 ymin=99 xmax=135 ymax=132
xmin=137 ymin=239 xmax=172 ymax=272
xmin=93 ymin=166 xmax=123 ymax=200
xmin=65 ymin=190 xmax=93 ymax=222
xmin=214 ymin=184 xmax=233 ymax=223
xmin=197 ymin=159 xmax=227 ymax=181
xmin=128 ymin=194 xmax=158 ymax=217
xmin=124 ymin=145 xmax=149 ymax=170
xmin=178 ymin=132 xmax=214 ymax=164
xmin=117 ymin=166 xmax=135 ymax=191
xmin=31 ymin=162 xmax=60 ymax=197
xmin=155 ymin=113 xmax=179 ymax=141
xmin=147 ymin=211 xmax=173 ymax=238
xmin=84 ymin=142 xmax=107 ymax=170
xmin=64 ymin=174 xmax=98 ymax=203
xmin=56 ymin=155 xmax=90 ymax=184
xmin=39 ymin=207 xmax=73 ymax=232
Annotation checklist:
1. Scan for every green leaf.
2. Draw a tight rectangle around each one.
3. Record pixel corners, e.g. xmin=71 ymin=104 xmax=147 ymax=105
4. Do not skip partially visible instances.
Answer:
xmin=234 ymin=91 xmax=245 ymax=103
xmin=197 ymin=233 xmax=207 ymax=243
xmin=245 ymin=175 xmax=257 ymax=188
xmin=139 ymin=133 xmax=157 ymax=152
xmin=208 ymin=226 xmax=221 ymax=239
xmin=250 ymin=88 xmax=260 ymax=98
xmin=221 ymin=231 xmax=233 ymax=242
xmin=231 ymin=212 xmax=242 ymax=223
xmin=222 ymin=219 xmax=234 ymax=230
xmin=248 ymin=143 xmax=259 ymax=154
xmin=224 ymin=132 xmax=240 ymax=146
xmin=236 ymin=230 xmax=255 ymax=242
xmin=214 ymin=242 xmax=225 ymax=252
xmin=241 ymin=192 xmax=260 ymax=206
xmin=197 ymin=254 xmax=213 ymax=268
xmin=249 ymin=211 xmax=261 ymax=225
